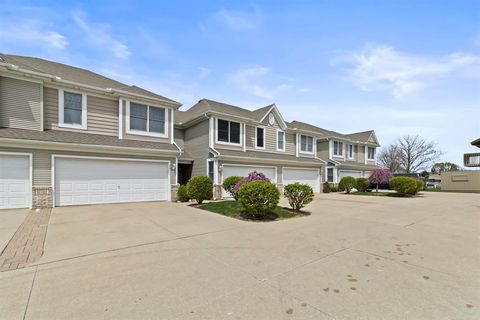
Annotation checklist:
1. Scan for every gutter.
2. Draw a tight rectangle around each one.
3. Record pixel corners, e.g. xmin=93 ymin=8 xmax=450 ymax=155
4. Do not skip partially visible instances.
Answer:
xmin=0 ymin=62 xmax=181 ymax=107
xmin=204 ymin=113 xmax=220 ymax=157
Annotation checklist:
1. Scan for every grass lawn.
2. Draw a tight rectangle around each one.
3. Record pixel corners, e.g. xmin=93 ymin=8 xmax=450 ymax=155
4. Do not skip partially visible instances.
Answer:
xmin=196 ymin=200 xmax=301 ymax=221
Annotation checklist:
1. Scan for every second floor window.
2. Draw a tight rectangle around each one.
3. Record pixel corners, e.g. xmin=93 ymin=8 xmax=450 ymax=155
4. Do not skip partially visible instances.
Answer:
xmin=256 ymin=127 xmax=265 ymax=148
xmin=347 ymin=144 xmax=354 ymax=159
xmin=217 ymin=119 xmax=241 ymax=144
xmin=59 ymin=90 xmax=87 ymax=129
xmin=277 ymin=130 xmax=285 ymax=151
xmin=129 ymin=102 xmax=166 ymax=135
xmin=368 ymin=147 xmax=376 ymax=160
xmin=333 ymin=141 xmax=343 ymax=156
xmin=300 ymin=135 xmax=314 ymax=153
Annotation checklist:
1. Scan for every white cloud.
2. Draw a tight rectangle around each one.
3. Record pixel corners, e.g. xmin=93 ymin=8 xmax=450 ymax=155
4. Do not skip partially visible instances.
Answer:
xmin=73 ymin=11 xmax=130 ymax=59
xmin=0 ymin=19 xmax=67 ymax=49
xmin=334 ymin=44 xmax=480 ymax=98
xmin=213 ymin=8 xmax=263 ymax=30
xmin=229 ymin=66 xmax=291 ymax=99
xmin=198 ymin=67 xmax=211 ymax=77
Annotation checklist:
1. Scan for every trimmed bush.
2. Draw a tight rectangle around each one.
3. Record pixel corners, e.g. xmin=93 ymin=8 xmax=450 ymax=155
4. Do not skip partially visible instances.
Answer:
xmin=389 ymin=177 xmax=420 ymax=195
xmin=355 ymin=177 xmax=369 ymax=192
xmin=284 ymin=183 xmax=314 ymax=212
xmin=415 ymin=179 xmax=425 ymax=193
xmin=233 ymin=171 xmax=270 ymax=194
xmin=222 ymin=176 xmax=242 ymax=200
xmin=187 ymin=176 xmax=213 ymax=204
xmin=238 ymin=180 xmax=280 ymax=218
xmin=322 ymin=181 xmax=331 ymax=193
xmin=177 ymin=184 xmax=190 ymax=202
xmin=338 ymin=176 xmax=356 ymax=194
xmin=330 ymin=184 xmax=339 ymax=192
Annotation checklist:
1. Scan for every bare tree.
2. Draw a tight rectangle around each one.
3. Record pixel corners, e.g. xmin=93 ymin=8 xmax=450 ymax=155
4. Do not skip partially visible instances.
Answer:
xmin=378 ymin=145 xmax=402 ymax=173
xmin=396 ymin=135 xmax=443 ymax=173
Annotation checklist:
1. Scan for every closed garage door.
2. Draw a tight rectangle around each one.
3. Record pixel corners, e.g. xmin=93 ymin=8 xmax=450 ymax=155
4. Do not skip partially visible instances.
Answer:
xmin=55 ymin=157 xmax=169 ymax=206
xmin=338 ymin=170 xmax=363 ymax=179
xmin=0 ymin=154 xmax=31 ymax=209
xmin=283 ymin=168 xmax=320 ymax=193
xmin=221 ymin=165 xmax=276 ymax=197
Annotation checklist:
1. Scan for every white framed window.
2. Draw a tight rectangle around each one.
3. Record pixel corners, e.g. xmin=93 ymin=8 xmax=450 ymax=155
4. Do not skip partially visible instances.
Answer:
xmin=58 ymin=89 xmax=87 ymax=130
xmin=126 ymin=101 xmax=168 ymax=138
xmin=347 ymin=144 xmax=354 ymax=159
xmin=327 ymin=167 xmax=334 ymax=183
xmin=276 ymin=129 xmax=285 ymax=151
xmin=300 ymin=135 xmax=314 ymax=154
xmin=333 ymin=141 xmax=343 ymax=156
xmin=255 ymin=126 xmax=265 ymax=149
xmin=367 ymin=146 xmax=376 ymax=160
xmin=216 ymin=118 xmax=242 ymax=145
xmin=207 ymin=159 xmax=215 ymax=182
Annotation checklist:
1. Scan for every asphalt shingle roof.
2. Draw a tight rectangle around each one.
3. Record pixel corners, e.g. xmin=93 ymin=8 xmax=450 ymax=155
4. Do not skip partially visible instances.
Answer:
xmin=0 ymin=54 xmax=181 ymax=106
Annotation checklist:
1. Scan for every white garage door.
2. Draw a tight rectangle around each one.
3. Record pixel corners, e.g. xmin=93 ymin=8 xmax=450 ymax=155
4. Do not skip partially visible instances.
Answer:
xmin=221 ymin=165 xmax=276 ymax=197
xmin=55 ymin=157 xmax=169 ymax=206
xmin=283 ymin=168 xmax=320 ymax=193
xmin=338 ymin=170 xmax=363 ymax=179
xmin=0 ymin=154 xmax=31 ymax=209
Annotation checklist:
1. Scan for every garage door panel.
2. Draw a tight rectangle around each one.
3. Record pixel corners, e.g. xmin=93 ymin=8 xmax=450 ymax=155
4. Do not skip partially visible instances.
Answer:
xmin=55 ymin=158 xmax=169 ymax=206
xmin=0 ymin=155 xmax=31 ymax=209
xmin=338 ymin=170 xmax=363 ymax=179
xmin=283 ymin=168 xmax=320 ymax=193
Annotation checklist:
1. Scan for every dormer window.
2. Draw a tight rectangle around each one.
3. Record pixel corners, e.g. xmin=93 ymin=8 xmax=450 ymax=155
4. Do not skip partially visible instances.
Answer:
xmin=333 ymin=141 xmax=343 ymax=156
xmin=58 ymin=89 xmax=87 ymax=130
xmin=300 ymin=135 xmax=314 ymax=153
xmin=126 ymin=101 xmax=167 ymax=137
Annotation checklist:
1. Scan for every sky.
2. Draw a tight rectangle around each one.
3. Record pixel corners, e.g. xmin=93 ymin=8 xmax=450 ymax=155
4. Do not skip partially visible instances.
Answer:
xmin=1 ymin=0 xmax=479 ymax=167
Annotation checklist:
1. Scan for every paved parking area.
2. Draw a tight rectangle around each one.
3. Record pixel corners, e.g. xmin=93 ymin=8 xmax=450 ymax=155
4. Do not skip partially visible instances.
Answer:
xmin=0 ymin=192 xmax=479 ymax=319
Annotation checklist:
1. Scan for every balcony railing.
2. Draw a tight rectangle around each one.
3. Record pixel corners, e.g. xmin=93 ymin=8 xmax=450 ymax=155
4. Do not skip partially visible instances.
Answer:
xmin=464 ymin=152 xmax=480 ymax=167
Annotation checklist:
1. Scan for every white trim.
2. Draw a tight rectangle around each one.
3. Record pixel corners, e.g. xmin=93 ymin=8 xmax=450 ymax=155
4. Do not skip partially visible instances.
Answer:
xmin=243 ymin=123 xmax=246 ymax=152
xmin=299 ymin=134 xmax=314 ymax=155
xmin=295 ymin=133 xmax=299 ymax=157
xmin=347 ymin=144 xmax=354 ymax=159
xmin=332 ymin=140 xmax=344 ymax=158
xmin=0 ymin=152 xmax=33 ymax=209
xmin=258 ymin=105 xmax=288 ymax=130
xmin=125 ymin=100 xmax=169 ymax=138
xmin=367 ymin=146 xmax=376 ymax=160
xmin=220 ymin=163 xmax=278 ymax=184
xmin=170 ymin=109 xmax=174 ymax=144
xmin=58 ymin=89 xmax=88 ymax=130
xmin=214 ymin=118 xmax=243 ymax=146
xmin=282 ymin=166 xmax=321 ymax=192
xmin=51 ymin=154 xmax=172 ymax=207
xmin=209 ymin=117 xmax=214 ymax=148
xmin=118 ymin=99 xmax=123 ymax=139
xmin=276 ymin=129 xmax=286 ymax=152
xmin=40 ymin=83 xmax=44 ymax=131
xmin=364 ymin=145 xmax=368 ymax=164
xmin=255 ymin=126 xmax=266 ymax=150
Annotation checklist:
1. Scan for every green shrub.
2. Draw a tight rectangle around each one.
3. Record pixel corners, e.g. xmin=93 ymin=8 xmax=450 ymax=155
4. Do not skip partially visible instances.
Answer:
xmin=187 ymin=176 xmax=213 ymax=204
xmin=177 ymin=185 xmax=190 ymax=202
xmin=415 ymin=179 xmax=424 ymax=193
xmin=284 ymin=183 xmax=314 ymax=212
xmin=238 ymin=180 xmax=280 ymax=218
xmin=355 ymin=178 xmax=369 ymax=192
xmin=222 ymin=176 xmax=242 ymax=200
xmin=322 ymin=181 xmax=331 ymax=193
xmin=389 ymin=177 xmax=420 ymax=195
xmin=330 ymin=184 xmax=339 ymax=192
xmin=338 ymin=176 xmax=356 ymax=194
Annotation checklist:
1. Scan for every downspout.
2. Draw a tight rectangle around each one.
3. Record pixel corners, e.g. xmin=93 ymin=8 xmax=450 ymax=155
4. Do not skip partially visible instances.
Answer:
xmin=205 ymin=113 xmax=220 ymax=157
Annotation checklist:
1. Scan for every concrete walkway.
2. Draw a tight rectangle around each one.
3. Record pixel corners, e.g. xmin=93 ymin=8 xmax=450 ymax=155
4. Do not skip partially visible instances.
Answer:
xmin=0 ymin=192 xmax=478 ymax=319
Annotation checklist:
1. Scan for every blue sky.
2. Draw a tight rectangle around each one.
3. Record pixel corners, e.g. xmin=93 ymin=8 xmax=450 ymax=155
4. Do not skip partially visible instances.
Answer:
xmin=1 ymin=0 xmax=479 ymax=167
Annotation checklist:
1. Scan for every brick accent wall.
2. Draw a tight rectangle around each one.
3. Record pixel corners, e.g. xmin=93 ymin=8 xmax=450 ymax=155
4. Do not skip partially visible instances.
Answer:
xmin=32 ymin=187 xmax=53 ymax=208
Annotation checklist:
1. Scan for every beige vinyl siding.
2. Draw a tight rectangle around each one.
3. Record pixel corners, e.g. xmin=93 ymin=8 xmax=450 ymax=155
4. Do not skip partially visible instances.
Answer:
xmin=174 ymin=128 xmax=185 ymax=149
xmin=121 ymin=100 xmax=172 ymax=143
xmin=285 ymin=133 xmax=296 ymax=154
xmin=44 ymin=87 xmax=118 ymax=135
xmin=0 ymin=76 xmax=42 ymax=131
xmin=0 ymin=146 xmax=176 ymax=186
xmin=316 ymin=141 xmax=329 ymax=161
xmin=184 ymin=120 xmax=209 ymax=176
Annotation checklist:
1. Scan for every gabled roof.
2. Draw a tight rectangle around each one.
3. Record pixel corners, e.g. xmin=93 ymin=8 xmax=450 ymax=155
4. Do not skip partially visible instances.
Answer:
xmin=175 ymin=99 xmax=285 ymax=127
xmin=0 ymin=54 xmax=181 ymax=106
xmin=472 ymin=137 xmax=480 ymax=148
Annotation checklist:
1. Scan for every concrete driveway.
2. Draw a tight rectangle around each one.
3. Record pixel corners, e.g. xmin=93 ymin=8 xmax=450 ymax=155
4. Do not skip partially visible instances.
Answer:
xmin=0 ymin=192 xmax=479 ymax=319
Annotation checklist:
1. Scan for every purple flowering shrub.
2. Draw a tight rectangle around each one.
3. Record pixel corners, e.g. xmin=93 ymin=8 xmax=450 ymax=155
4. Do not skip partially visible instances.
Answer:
xmin=232 ymin=171 xmax=270 ymax=195
xmin=368 ymin=168 xmax=392 ymax=192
